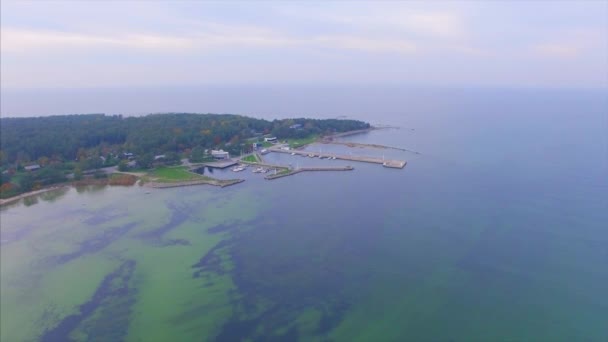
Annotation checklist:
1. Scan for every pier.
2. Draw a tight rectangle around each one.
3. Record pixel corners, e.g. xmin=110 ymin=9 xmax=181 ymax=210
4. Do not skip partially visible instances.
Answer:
xmin=320 ymin=141 xmax=421 ymax=154
xmin=239 ymin=160 xmax=289 ymax=170
xmin=265 ymin=166 xmax=354 ymax=180
xmin=269 ymin=148 xmax=406 ymax=169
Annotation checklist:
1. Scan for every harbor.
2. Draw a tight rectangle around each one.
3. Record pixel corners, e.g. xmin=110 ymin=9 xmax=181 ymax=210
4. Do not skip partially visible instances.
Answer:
xmin=183 ymin=128 xmax=410 ymax=184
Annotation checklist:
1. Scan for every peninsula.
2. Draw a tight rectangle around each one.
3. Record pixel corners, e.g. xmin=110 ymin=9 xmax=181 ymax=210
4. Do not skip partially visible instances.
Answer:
xmin=0 ymin=113 xmax=371 ymax=200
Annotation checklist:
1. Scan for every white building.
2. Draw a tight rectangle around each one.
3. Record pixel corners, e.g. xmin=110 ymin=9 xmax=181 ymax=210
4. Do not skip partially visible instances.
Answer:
xmin=211 ymin=150 xmax=230 ymax=159
xmin=24 ymin=164 xmax=41 ymax=171
xmin=264 ymin=137 xmax=277 ymax=142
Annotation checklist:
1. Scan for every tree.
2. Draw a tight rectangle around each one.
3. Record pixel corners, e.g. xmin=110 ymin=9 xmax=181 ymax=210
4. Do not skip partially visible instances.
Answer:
xmin=164 ymin=151 xmax=181 ymax=165
xmin=190 ymin=147 xmax=205 ymax=163
xmin=137 ymin=153 xmax=154 ymax=169
xmin=117 ymin=160 xmax=129 ymax=172
xmin=20 ymin=174 xmax=34 ymax=192
xmin=74 ymin=167 xmax=83 ymax=180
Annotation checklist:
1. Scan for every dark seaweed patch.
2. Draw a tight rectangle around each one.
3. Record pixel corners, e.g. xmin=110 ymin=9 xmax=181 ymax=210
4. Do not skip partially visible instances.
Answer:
xmin=214 ymin=306 xmax=300 ymax=342
xmin=161 ymin=238 xmax=191 ymax=246
xmin=207 ymin=223 xmax=236 ymax=234
xmin=189 ymin=209 xmax=376 ymax=341
xmin=317 ymin=300 xmax=350 ymax=334
xmin=191 ymin=240 xmax=232 ymax=278
xmin=48 ymin=222 xmax=137 ymax=265
xmin=83 ymin=210 xmax=128 ymax=226
xmin=40 ymin=260 xmax=137 ymax=342
xmin=137 ymin=202 xmax=190 ymax=242
xmin=0 ymin=223 xmax=38 ymax=245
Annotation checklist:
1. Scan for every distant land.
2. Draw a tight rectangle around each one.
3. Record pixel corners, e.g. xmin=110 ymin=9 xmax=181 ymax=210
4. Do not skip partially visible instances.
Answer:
xmin=0 ymin=113 xmax=370 ymax=199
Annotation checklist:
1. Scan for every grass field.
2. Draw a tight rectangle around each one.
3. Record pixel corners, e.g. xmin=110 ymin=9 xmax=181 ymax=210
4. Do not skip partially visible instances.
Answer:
xmin=242 ymin=154 xmax=260 ymax=163
xmin=288 ymin=135 xmax=318 ymax=148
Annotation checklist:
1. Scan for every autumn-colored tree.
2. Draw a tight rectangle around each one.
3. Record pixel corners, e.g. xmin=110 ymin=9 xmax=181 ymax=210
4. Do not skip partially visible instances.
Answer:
xmin=38 ymin=156 xmax=50 ymax=166
xmin=0 ymin=182 xmax=14 ymax=193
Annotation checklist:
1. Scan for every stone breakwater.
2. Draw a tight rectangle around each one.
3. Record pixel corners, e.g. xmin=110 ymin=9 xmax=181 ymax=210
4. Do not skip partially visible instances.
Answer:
xmin=145 ymin=179 xmax=244 ymax=188
xmin=264 ymin=166 xmax=354 ymax=180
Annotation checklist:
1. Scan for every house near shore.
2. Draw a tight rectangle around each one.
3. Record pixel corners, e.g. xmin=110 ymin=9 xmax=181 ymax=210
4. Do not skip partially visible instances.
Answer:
xmin=24 ymin=164 xmax=41 ymax=172
xmin=211 ymin=149 xmax=230 ymax=160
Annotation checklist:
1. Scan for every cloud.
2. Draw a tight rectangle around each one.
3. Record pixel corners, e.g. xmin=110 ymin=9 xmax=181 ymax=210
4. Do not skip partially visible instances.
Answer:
xmin=313 ymin=35 xmax=416 ymax=54
xmin=533 ymin=43 xmax=581 ymax=58
xmin=290 ymin=7 xmax=467 ymax=40
xmin=1 ymin=26 xmax=417 ymax=56
xmin=1 ymin=28 xmax=194 ymax=52
xmin=530 ymin=28 xmax=606 ymax=59
xmin=389 ymin=11 xmax=466 ymax=39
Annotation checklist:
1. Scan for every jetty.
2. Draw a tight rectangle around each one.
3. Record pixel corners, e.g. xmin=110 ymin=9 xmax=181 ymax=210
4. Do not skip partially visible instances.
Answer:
xmin=265 ymin=166 xmax=354 ymax=180
xmin=145 ymin=178 xmax=244 ymax=188
xmin=320 ymin=141 xmax=420 ymax=154
xmin=325 ymin=128 xmax=374 ymax=139
xmin=238 ymin=160 xmax=289 ymax=170
xmin=269 ymin=148 xmax=406 ymax=169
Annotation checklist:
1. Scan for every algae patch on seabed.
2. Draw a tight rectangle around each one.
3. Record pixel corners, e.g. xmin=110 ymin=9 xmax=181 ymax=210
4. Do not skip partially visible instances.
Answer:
xmin=0 ymin=185 xmax=263 ymax=341
xmin=122 ymin=188 xmax=262 ymax=341
xmin=40 ymin=260 xmax=137 ymax=342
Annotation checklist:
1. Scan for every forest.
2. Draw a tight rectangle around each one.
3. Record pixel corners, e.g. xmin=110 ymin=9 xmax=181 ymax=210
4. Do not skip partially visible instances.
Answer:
xmin=0 ymin=113 xmax=369 ymax=197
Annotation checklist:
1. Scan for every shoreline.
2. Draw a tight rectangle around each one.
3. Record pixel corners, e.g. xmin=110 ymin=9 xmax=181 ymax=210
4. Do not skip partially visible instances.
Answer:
xmin=0 ymin=185 xmax=69 ymax=206
xmin=1 ymin=128 xmax=377 ymax=205
xmin=0 ymin=174 xmax=138 ymax=207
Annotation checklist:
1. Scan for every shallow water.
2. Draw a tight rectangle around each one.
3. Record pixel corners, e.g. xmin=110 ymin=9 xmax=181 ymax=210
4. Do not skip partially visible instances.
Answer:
xmin=1 ymin=88 xmax=607 ymax=341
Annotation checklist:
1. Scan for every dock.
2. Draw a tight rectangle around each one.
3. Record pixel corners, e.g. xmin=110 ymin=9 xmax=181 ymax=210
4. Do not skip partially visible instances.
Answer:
xmin=320 ymin=141 xmax=421 ymax=154
xmin=269 ymin=148 xmax=406 ymax=169
xmin=265 ymin=166 xmax=354 ymax=180
xmin=201 ymin=160 xmax=238 ymax=169
xmin=239 ymin=160 xmax=289 ymax=170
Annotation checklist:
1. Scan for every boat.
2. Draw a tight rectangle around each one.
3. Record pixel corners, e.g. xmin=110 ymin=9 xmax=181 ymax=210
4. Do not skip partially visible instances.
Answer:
xmin=308 ymin=154 xmax=315 ymax=158
xmin=291 ymin=152 xmax=296 ymax=156
xmin=232 ymin=166 xmax=245 ymax=172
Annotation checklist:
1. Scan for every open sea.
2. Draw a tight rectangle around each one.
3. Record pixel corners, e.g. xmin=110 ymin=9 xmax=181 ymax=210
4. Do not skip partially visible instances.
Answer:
xmin=1 ymin=86 xmax=607 ymax=341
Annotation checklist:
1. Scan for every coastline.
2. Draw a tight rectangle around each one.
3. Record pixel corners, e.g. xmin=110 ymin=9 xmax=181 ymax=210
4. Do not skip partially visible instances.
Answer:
xmin=0 ymin=127 xmax=376 ymax=206
xmin=0 ymin=174 xmax=139 ymax=207
xmin=0 ymin=185 xmax=68 ymax=206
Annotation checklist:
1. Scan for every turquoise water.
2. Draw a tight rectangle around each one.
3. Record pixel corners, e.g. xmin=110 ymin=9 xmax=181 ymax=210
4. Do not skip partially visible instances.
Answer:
xmin=1 ymin=88 xmax=607 ymax=341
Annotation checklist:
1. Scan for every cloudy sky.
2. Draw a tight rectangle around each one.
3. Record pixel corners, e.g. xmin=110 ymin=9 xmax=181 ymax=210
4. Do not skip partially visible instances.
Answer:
xmin=1 ymin=1 xmax=607 ymax=89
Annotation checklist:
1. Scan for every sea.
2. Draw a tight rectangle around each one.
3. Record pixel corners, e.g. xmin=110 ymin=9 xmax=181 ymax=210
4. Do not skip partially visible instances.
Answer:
xmin=1 ymin=86 xmax=607 ymax=341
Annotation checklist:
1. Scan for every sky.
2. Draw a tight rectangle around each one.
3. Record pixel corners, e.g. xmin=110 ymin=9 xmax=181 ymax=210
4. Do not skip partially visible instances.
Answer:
xmin=1 ymin=1 xmax=607 ymax=89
